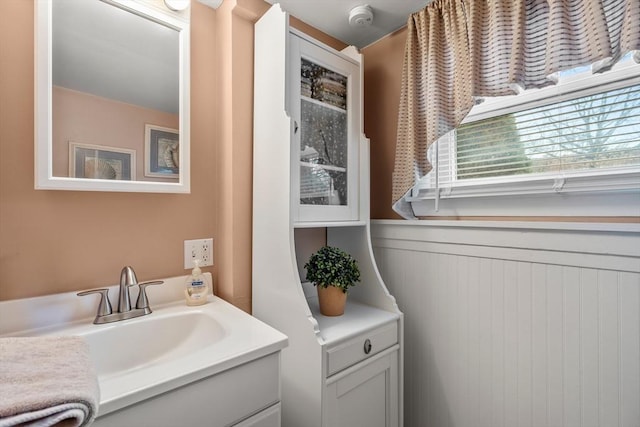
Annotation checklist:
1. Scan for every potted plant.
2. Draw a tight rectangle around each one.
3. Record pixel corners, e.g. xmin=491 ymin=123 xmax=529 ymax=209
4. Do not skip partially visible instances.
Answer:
xmin=304 ymin=246 xmax=360 ymax=316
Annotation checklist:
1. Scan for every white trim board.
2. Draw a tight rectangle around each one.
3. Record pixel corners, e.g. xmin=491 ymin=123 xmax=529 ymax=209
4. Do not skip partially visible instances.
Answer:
xmin=371 ymin=220 xmax=640 ymax=273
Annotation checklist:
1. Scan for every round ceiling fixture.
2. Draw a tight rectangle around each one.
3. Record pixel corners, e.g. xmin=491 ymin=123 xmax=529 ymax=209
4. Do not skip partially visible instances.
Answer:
xmin=164 ymin=0 xmax=190 ymax=11
xmin=349 ymin=5 xmax=374 ymax=27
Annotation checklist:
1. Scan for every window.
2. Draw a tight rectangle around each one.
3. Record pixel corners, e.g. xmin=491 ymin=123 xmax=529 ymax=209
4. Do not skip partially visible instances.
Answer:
xmin=411 ymin=54 xmax=640 ymax=217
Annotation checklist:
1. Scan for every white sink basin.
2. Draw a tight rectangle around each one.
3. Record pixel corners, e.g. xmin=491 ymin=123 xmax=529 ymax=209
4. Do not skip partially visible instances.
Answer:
xmin=78 ymin=309 xmax=226 ymax=380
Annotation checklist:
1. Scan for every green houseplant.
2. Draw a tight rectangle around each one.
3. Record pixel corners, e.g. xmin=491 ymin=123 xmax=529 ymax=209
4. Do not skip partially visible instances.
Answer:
xmin=304 ymin=246 xmax=360 ymax=316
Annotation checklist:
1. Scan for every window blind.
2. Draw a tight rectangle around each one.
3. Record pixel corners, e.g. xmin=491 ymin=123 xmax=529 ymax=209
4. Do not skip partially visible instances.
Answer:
xmin=454 ymin=84 xmax=640 ymax=181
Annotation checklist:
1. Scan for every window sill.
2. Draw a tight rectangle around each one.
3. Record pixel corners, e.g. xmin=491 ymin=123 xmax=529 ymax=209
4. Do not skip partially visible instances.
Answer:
xmin=372 ymin=218 xmax=640 ymax=233
xmin=408 ymin=171 xmax=640 ymax=218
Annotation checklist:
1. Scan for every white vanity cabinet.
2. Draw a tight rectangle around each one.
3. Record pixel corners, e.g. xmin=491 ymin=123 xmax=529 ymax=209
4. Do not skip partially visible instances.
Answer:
xmin=234 ymin=404 xmax=281 ymax=427
xmin=253 ymin=5 xmax=403 ymax=427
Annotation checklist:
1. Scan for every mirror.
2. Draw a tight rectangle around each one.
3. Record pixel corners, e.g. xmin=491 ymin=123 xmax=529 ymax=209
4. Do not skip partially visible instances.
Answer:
xmin=35 ymin=0 xmax=190 ymax=193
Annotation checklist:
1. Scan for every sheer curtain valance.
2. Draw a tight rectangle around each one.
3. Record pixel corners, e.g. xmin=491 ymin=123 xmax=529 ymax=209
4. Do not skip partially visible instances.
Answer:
xmin=392 ymin=0 xmax=640 ymax=218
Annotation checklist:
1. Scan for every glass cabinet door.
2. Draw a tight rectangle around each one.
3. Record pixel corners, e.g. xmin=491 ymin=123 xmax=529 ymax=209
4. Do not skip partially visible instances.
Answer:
xmin=299 ymin=58 xmax=348 ymax=206
xmin=290 ymin=33 xmax=360 ymax=223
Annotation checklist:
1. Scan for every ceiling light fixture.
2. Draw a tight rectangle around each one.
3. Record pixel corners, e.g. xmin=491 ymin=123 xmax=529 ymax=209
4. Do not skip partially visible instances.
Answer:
xmin=348 ymin=5 xmax=374 ymax=27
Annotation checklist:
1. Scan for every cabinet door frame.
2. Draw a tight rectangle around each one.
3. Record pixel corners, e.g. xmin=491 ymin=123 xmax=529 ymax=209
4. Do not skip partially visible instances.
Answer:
xmin=324 ymin=346 xmax=399 ymax=427
xmin=232 ymin=403 xmax=281 ymax=427
xmin=289 ymin=32 xmax=361 ymax=223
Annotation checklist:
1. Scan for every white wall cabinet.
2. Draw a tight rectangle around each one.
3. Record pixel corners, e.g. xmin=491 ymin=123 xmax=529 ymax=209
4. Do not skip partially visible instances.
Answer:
xmin=289 ymin=33 xmax=360 ymax=223
xmin=253 ymin=5 xmax=403 ymax=427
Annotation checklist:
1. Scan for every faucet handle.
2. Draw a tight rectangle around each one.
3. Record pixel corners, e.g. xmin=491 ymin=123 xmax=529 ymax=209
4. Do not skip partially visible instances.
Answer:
xmin=120 ymin=266 xmax=138 ymax=287
xmin=77 ymin=288 xmax=113 ymax=317
xmin=136 ymin=280 xmax=163 ymax=311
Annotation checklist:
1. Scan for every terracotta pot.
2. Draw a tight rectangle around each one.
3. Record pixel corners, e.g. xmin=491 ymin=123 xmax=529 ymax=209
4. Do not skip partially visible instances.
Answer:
xmin=317 ymin=285 xmax=347 ymax=316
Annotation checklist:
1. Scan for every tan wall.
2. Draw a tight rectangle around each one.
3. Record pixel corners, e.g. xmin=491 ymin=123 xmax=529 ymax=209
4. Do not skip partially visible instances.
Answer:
xmin=0 ymin=0 xmax=346 ymax=308
xmin=53 ymin=86 xmax=179 ymax=181
xmin=0 ymin=1 xmax=218 ymax=301
xmin=289 ymin=16 xmax=347 ymax=50
xmin=362 ymin=28 xmax=407 ymax=220
xmin=213 ymin=0 xmax=269 ymax=313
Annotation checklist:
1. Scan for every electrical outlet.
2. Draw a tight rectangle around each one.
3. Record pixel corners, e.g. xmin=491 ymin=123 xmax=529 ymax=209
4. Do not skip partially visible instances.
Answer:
xmin=184 ymin=238 xmax=214 ymax=269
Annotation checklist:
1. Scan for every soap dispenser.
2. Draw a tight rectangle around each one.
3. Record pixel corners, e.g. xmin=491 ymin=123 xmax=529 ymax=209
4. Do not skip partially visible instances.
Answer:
xmin=184 ymin=260 xmax=209 ymax=306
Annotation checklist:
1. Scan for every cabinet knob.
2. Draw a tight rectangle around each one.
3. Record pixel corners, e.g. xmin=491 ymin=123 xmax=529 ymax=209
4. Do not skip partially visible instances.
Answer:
xmin=363 ymin=338 xmax=372 ymax=355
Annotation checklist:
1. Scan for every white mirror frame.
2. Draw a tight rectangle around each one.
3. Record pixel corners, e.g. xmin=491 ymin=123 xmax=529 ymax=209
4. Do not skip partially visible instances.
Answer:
xmin=35 ymin=0 xmax=190 ymax=193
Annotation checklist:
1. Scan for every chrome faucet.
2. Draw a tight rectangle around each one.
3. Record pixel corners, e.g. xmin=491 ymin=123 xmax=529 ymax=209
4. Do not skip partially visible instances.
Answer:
xmin=118 ymin=265 xmax=137 ymax=312
xmin=78 ymin=266 xmax=163 ymax=324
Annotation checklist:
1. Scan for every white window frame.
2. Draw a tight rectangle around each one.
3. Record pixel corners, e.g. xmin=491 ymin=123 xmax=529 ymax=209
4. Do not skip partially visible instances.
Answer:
xmin=409 ymin=57 xmax=640 ymax=217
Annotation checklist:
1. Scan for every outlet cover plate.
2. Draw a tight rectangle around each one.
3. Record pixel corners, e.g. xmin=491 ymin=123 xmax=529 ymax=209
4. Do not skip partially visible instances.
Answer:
xmin=184 ymin=238 xmax=214 ymax=269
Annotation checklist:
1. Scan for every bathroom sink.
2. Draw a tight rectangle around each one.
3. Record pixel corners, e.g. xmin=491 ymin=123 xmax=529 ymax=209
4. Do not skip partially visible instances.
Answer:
xmin=77 ymin=309 xmax=226 ymax=379
xmin=0 ymin=273 xmax=288 ymax=419
xmin=1 ymin=287 xmax=288 ymax=417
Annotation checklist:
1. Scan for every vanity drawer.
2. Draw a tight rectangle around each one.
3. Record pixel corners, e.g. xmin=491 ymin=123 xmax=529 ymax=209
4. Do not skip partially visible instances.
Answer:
xmin=326 ymin=321 xmax=397 ymax=376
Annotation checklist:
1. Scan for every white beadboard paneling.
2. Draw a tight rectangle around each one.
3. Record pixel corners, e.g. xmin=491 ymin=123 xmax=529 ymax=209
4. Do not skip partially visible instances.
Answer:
xmin=517 ymin=261 xmax=533 ymax=427
xmin=599 ymin=270 xmax=620 ymax=427
xmin=547 ymin=265 xmax=564 ymax=427
xmin=581 ymin=268 xmax=600 ymax=427
xmin=563 ymin=267 xmax=581 ymax=427
xmin=532 ymin=263 xmax=549 ymax=427
xmin=455 ymin=254 xmax=470 ymax=427
xmin=619 ymin=272 xmax=640 ymax=427
xmin=371 ymin=221 xmax=640 ymax=427
xmin=467 ymin=256 xmax=481 ymax=426
xmin=491 ymin=259 xmax=506 ymax=427
xmin=504 ymin=260 xmax=519 ymax=427
xmin=478 ymin=257 xmax=493 ymax=427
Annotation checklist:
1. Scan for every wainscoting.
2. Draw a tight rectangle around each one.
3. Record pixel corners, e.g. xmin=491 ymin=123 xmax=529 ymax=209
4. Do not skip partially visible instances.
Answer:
xmin=371 ymin=220 xmax=640 ymax=427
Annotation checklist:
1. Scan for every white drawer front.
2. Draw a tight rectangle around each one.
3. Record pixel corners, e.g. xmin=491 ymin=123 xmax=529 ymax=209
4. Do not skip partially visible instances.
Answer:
xmin=326 ymin=321 xmax=398 ymax=376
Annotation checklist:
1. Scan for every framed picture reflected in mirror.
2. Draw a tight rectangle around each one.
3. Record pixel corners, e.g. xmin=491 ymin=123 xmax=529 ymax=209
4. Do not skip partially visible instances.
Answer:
xmin=69 ymin=142 xmax=135 ymax=180
xmin=145 ymin=124 xmax=179 ymax=178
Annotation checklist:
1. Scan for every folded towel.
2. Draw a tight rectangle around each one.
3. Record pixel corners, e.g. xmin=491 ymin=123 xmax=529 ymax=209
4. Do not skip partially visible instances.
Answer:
xmin=0 ymin=336 xmax=100 ymax=427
